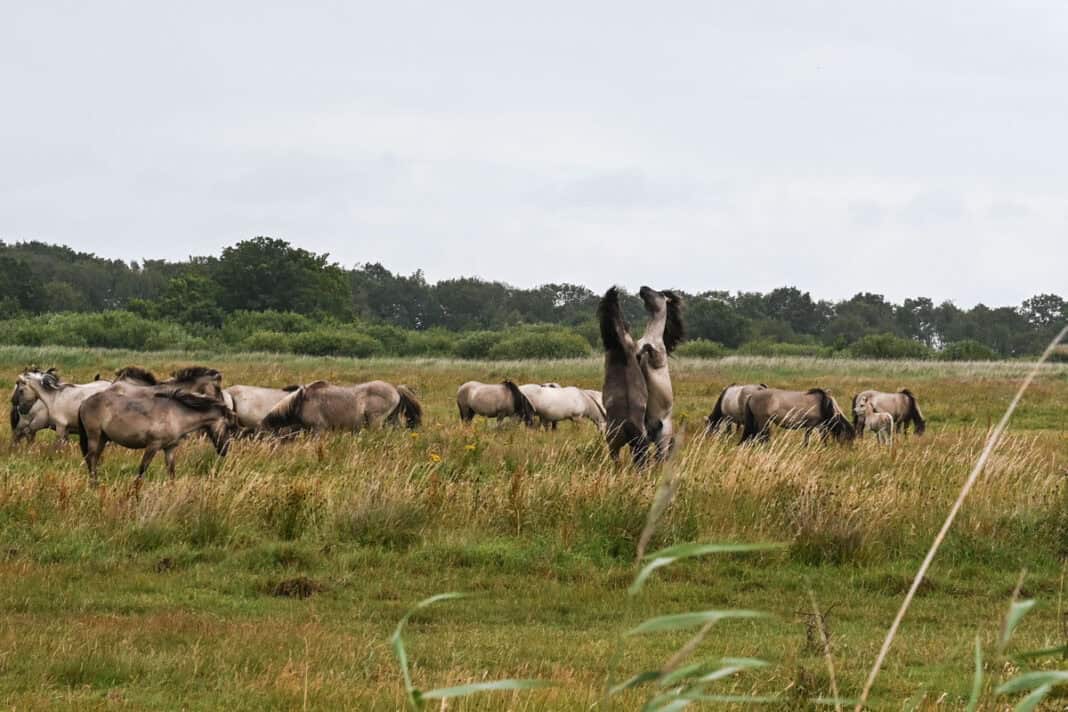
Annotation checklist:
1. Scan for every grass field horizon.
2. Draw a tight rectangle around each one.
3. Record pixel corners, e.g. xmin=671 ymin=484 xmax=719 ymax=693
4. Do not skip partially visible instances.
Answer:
xmin=2 ymin=346 xmax=1067 ymax=709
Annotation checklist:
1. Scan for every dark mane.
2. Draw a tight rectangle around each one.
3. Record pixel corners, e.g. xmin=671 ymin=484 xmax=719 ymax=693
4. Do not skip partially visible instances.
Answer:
xmin=805 ymin=387 xmax=828 ymax=398
xmin=662 ymin=290 xmax=685 ymax=354
xmin=811 ymin=389 xmax=854 ymax=441
xmin=261 ymin=382 xmax=322 ymax=431
xmin=154 ymin=389 xmax=228 ymax=413
xmin=115 ymin=366 xmax=158 ymax=385
xmin=282 ymin=385 xmax=301 ymax=392
xmin=171 ymin=366 xmax=222 ymax=383
xmin=899 ymin=388 xmax=927 ymax=435
xmin=598 ymin=286 xmax=628 ymax=353
xmin=502 ymin=380 xmax=536 ymax=426
xmin=38 ymin=371 xmax=64 ymax=391
xmin=9 ymin=403 xmax=18 ymax=432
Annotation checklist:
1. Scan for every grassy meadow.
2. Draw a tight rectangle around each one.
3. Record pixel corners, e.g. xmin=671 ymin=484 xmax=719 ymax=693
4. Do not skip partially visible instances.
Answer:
xmin=1 ymin=345 xmax=1067 ymax=710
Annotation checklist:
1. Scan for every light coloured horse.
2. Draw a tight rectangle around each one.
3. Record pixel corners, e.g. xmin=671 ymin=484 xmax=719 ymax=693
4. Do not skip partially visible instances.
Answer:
xmin=11 ymin=380 xmax=51 ymax=443
xmin=519 ymin=383 xmax=606 ymax=431
xmin=705 ymin=383 xmax=768 ymax=435
xmin=852 ymin=389 xmax=926 ymax=437
xmin=263 ymin=380 xmax=422 ymax=433
xmin=223 ymin=384 xmax=300 ymax=429
xmin=635 ymin=286 xmax=684 ymax=461
xmin=855 ymin=398 xmax=894 ymax=446
xmin=16 ymin=369 xmax=112 ymax=448
xmin=599 ymin=286 xmax=650 ymax=465
xmin=78 ymin=389 xmax=237 ymax=482
xmin=741 ymin=388 xmax=855 ymax=445
xmin=456 ymin=380 xmax=535 ymax=426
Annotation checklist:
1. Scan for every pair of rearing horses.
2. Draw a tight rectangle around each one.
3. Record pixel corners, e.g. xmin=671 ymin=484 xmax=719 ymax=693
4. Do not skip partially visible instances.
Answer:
xmin=599 ymin=286 xmax=684 ymax=466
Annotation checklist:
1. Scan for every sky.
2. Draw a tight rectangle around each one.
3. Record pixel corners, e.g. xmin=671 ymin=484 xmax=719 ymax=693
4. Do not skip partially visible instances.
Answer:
xmin=2 ymin=1 xmax=1065 ymax=306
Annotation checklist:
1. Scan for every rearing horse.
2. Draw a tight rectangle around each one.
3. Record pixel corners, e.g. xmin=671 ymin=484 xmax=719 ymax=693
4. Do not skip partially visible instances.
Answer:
xmin=599 ymin=287 xmax=650 ymax=465
xmin=635 ymin=286 xmax=684 ymax=461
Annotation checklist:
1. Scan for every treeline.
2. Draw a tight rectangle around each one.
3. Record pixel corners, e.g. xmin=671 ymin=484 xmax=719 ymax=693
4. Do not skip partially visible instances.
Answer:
xmin=1 ymin=237 xmax=1064 ymax=360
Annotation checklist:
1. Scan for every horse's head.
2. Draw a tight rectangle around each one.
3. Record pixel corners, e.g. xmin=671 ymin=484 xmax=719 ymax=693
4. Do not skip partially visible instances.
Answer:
xmin=17 ymin=368 xmax=61 ymax=396
xmin=11 ymin=379 xmax=39 ymax=415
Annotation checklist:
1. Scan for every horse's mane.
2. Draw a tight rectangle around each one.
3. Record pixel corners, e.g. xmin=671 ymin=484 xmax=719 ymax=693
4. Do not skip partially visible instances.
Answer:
xmin=262 ymin=381 xmax=328 ymax=430
xmin=899 ymin=388 xmax=927 ymax=434
xmin=9 ymin=403 xmax=19 ymax=431
xmin=662 ymin=290 xmax=685 ymax=354
xmin=154 ymin=389 xmax=228 ymax=414
xmin=171 ymin=366 xmax=222 ymax=383
xmin=502 ymin=380 xmax=536 ymax=426
xmin=805 ymin=387 xmax=829 ymax=398
xmin=282 ymin=385 xmax=301 ymax=392
xmin=598 ymin=286 xmax=629 ymax=353
xmin=809 ymin=389 xmax=854 ymax=440
xmin=38 ymin=370 xmax=64 ymax=391
xmin=115 ymin=366 xmax=158 ymax=385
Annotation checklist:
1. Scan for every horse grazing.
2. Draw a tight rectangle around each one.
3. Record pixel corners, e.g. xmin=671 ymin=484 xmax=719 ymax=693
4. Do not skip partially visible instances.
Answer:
xmin=519 ymin=383 xmax=606 ymax=431
xmin=111 ymin=366 xmax=225 ymax=401
xmin=852 ymin=389 xmax=926 ymax=437
xmin=740 ymin=388 xmax=855 ymax=445
xmin=16 ymin=369 xmax=112 ymax=448
xmin=262 ymin=381 xmax=422 ymax=433
xmin=855 ymin=398 xmax=894 ymax=446
xmin=635 ymin=286 xmax=684 ymax=461
xmin=223 ymin=384 xmax=301 ymax=429
xmin=599 ymin=286 xmax=650 ymax=465
xmin=705 ymin=384 xmax=768 ymax=435
xmin=456 ymin=381 xmax=536 ymax=426
xmin=77 ymin=389 xmax=237 ymax=482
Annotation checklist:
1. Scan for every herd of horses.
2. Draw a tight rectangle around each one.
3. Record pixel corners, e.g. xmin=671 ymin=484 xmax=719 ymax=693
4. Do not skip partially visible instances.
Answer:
xmin=8 ymin=287 xmax=927 ymax=480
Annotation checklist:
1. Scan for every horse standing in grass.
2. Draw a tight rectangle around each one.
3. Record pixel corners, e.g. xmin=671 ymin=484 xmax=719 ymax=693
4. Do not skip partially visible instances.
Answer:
xmin=223 ymin=384 xmax=300 ymax=429
xmin=263 ymin=381 xmax=422 ymax=433
xmin=855 ymin=398 xmax=894 ymax=446
xmin=599 ymin=287 xmax=650 ymax=465
xmin=11 ymin=379 xmax=52 ymax=444
xmin=740 ymin=388 xmax=854 ymax=445
xmin=705 ymin=384 xmax=768 ymax=435
xmin=635 ymin=286 xmax=684 ymax=461
xmin=456 ymin=381 xmax=536 ymax=426
xmin=519 ymin=383 xmax=606 ymax=431
xmin=852 ymin=389 xmax=926 ymax=437
xmin=78 ymin=389 xmax=237 ymax=482
xmin=16 ymin=369 xmax=112 ymax=448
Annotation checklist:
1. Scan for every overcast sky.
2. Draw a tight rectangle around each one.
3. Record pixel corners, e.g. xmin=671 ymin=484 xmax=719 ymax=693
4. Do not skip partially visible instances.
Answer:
xmin=2 ymin=2 xmax=1065 ymax=306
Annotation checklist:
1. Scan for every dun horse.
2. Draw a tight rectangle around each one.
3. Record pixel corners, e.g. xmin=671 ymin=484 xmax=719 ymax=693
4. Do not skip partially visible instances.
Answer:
xmin=519 ymin=383 xmax=606 ymax=431
xmin=456 ymin=381 xmax=536 ymax=426
xmin=852 ymin=389 xmax=926 ymax=437
xmin=16 ymin=368 xmax=112 ymax=448
xmin=263 ymin=381 xmax=422 ymax=433
xmin=635 ymin=286 xmax=684 ymax=461
xmin=706 ymin=384 xmax=768 ymax=435
xmin=77 ymin=389 xmax=237 ymax=482
xmin=599 ymin=287 xmax=650 ymax=465
xmin=855 ymin=398 xmax=894 ymax=446
xmin=740 ymin=388 xmax=854 ymax=445
xmin=10 ymin=379 xmax=52 ymax=443
xmin=223 ymin=384 xmax=300 ymax=429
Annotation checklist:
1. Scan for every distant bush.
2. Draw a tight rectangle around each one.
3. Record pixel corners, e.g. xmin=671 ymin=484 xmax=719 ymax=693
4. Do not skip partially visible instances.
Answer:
xmin=676 ymin=338 xmax=729 ymax=359
xmin=488 ymin=330 xmax=591 ymax=360
xmin=738 ymin=340 xmax=836 ymax=358
xmin=223 ymin=310 xmax=317 ymax=336
xmin=940 ymin=339 xmax=999 ymax=361
xmin=849 ymin=333 xmax=932 ymax=360
xmin=240 ymin=330 xmax=293 ymax=353
xmin=8 ymin=311 xmax=204 ymax=352
xmin=403 ymin=329 xmax=455 ymax=357
xmin=288 ymin=330 xmax=382 ymax=358
xmin=452 ymin=331 xmax=504 ymax=359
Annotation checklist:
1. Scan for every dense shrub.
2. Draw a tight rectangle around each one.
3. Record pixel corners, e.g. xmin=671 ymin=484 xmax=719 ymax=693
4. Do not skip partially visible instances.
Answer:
xmin=404 ymin=329 xmax=456 ymax=356
xmin=288 ymin=330 xmax=382 ymax=358
xmin=223 ymin=310 xmax=316 ymax=337
xmin=488 ymin=330 xmax=591 ymax=360
xmin=240 ymin=330 xmax=293 ymax=353
xmin=452 ymin=331 xmax=503 ymax=359
xmin=9 ymin=311 xmax=204 ymax=351
xmin=849 ymin=333 xmax=932 ymax=360
xmin=676 ymin=338 xmax=728 ymax=359
xmin=738 ymin=340 xmax=836 ymax=358
xmin=940 ymin=339 xmax=999 ymax=361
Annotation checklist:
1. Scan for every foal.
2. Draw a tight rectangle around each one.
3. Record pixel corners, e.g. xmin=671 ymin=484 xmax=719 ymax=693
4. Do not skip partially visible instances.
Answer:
xmin=856 ymin=399 xmax=894 ymax=446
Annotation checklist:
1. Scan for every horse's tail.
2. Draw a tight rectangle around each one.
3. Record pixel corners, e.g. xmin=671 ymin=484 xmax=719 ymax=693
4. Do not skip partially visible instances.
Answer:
xmin=740 ymin=399 xmax=760 ymax=444
xmin=598 ymin=286 xmax=626 ymax=352
xmin=502 ymin=380 xmax=536 ymax=427
xmin=394 ymin=385 xmax=423 ymax=430
xmin=77 ymin=408 xmax=89 ymax=460
xmin=706 ymin=385 xmax=729 ymax=434
xmin=9 ymin=403 xmax=19 ymax=436
xmin=262 ymin=386 xmax=306 ymax=431
xmin=900 ymin=388 xmax=926 ymax=435
xmin=851 ymin=392 xmax=863 ymax=437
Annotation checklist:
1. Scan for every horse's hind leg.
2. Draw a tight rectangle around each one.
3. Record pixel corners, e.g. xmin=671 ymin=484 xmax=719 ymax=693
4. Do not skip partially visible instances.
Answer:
xmin=137 ymin=446 xmax=160 ymax=479
xmin=164 ymin=447 xmax=178 ymax=477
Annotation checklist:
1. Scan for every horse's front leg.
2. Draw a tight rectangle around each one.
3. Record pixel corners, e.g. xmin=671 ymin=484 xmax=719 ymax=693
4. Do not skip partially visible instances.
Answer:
xmin=164 ymin=447 xmax=178 ymax=477
xmin=53 ymin=424 xmax=69 ymax=451
xmin=137 ymin=446 xmax=160 ymax=478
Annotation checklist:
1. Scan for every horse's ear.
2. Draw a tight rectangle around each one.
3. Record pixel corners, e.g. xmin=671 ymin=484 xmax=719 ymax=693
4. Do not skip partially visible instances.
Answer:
xmin=46 ymin=367 xmax=57 ymax=374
